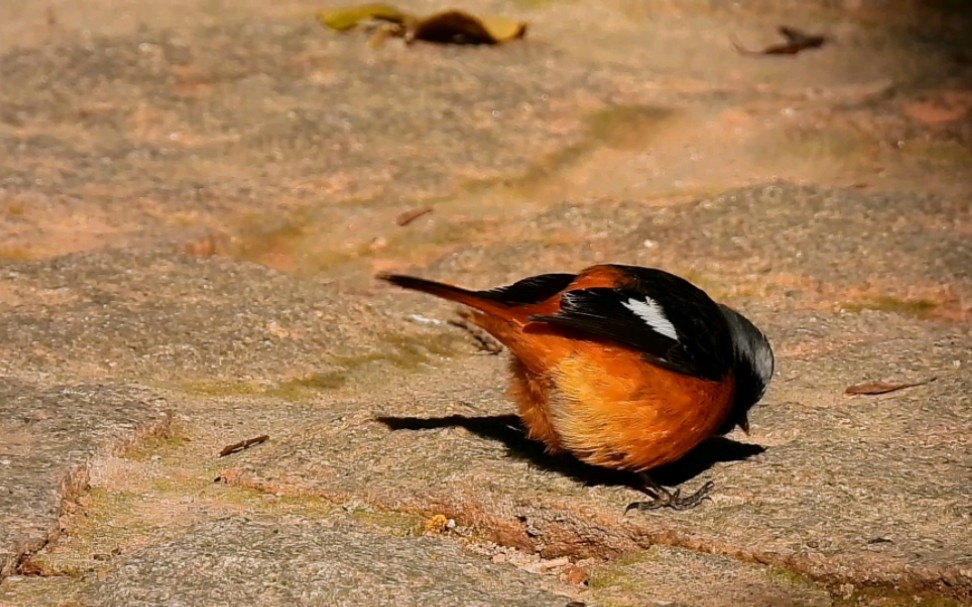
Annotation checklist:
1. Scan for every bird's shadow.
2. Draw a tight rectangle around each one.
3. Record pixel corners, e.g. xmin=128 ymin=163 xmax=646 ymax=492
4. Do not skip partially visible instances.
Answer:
xmin=374 ymin=413 xmax=765 ymax=489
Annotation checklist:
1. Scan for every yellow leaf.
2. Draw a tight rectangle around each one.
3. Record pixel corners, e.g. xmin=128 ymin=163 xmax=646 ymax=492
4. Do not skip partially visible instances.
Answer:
xmin=406 ymin=10 xmax=527 ymax=45
xmin=317 ymin=4 xmax=409 ymax=32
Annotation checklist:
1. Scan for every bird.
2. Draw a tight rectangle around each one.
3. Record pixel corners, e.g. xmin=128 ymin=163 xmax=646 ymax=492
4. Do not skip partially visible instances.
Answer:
xmin=377 ymin=264 xmax=774 ymax=510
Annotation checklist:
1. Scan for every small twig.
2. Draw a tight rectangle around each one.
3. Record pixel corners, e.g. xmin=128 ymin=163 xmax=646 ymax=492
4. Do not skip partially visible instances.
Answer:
xmin=844 ymin=376 xmax=937 ymax=396
xmin=218 ymin=434 xmax=270 ymax=457
xmin=396 ymin=206 xmax=433 ymax=226
xmin=447 ymin=315 xmax=503 ymax=355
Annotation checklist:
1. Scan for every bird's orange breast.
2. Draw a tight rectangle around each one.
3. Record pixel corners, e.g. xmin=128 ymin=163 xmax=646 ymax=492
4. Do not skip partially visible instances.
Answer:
xmin=463 ymin=263 xmax=734 ymax=472
xmin=545 ymin=345 xmax=734 ymax=472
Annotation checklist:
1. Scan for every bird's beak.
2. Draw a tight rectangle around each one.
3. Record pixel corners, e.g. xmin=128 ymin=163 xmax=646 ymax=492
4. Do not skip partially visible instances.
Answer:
xmin=738 ymin=415 xmax=750 ymax=436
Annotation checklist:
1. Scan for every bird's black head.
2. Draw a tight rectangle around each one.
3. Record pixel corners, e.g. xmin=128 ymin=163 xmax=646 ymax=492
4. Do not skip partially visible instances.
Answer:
xmin=716 ymin=304 xmax=774 ymax=435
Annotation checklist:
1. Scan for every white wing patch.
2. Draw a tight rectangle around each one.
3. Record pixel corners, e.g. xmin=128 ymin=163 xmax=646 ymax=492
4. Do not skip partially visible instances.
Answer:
xmin=622 ymin=297 xmax=679 ymax=342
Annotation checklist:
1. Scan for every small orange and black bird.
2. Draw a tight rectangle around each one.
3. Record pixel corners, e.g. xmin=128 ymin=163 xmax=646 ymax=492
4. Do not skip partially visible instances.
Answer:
xmin=378 ymin=264 xmax=774 ymax=510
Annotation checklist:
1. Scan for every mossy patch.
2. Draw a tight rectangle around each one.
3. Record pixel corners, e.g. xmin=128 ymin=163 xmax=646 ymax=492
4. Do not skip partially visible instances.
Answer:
xmin=180 ymin=379 xmax=268 ymax=397
xmin=905 ymin=139 xmax=972 ymax=172
xmin=0 ymin=245 xmax=36 ymax=260
xmin=842 ymin=296 xmax=938 ymax=319
xmin=498 ymin=104 xmax=675 ymax=195
xmin=213 ymin=485 xmax=340 ymax=519
xmin=327 ymin=331 xmax=466 ymax=372
xmin=0 ymin=575 xmax=81 ymax=607
xmin=348 ymin=507 xmax=426 ymax=537
xmin=586 ymin=567 xmax=638 ymax=592
xmin=4 ymin=202 xmax=26 ymax=216
xmin=42 ymin=487 xmax=150 ymax=564
xmin=270 ymin=371 xmax=348 ymax=399
xmin=765 ymin=565 xmax=821 ymax=590
xmin=832 ymin=586 xmax=962 ymax=607
xmin=178 ymin=332 xmax=461 ymax=402
xmin=784 ymin=126 xmax=873 ymax=162
xmin=586 ymin=105 xmax=674 ymax=151
xmin=511 ymin=0 xmax=574 ymax=9
xmin=229 ymin=207 xmax=363 ymax=276
xmin=611 ymin=548 xmax=659 ymax=568
xmin=118 ymin=420 xmax=191 ymax=462
xmin=180 ymin=371 xmax=347 ymax=402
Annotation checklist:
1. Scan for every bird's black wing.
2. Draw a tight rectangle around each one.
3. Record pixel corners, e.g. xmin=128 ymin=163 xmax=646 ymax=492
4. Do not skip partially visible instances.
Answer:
xmin=530 ymin=267 xmax=733 ymax=381
xmin=479 ymin=273 xmax=576 ymax=305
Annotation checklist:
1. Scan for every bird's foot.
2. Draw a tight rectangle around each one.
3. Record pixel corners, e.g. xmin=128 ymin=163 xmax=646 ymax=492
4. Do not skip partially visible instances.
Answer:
xmin=624 ymin=477 xmax=714 ymax=513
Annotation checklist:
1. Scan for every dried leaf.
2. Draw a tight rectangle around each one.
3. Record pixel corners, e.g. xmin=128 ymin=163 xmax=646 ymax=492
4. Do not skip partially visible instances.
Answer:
xmin=396 ymin=206 xmax=432 ymax=226
xmin=407 ymin=10 xmax=527 ymax=45
xmin=732 ymin=25 xmax=826 ymax=56
xmin=317 ymin=4 xmax=409 ymax=32
xmin=844 ymin=376 xmax=936 ymax=396
xmin=219 ymin=434 xmax=270 ymax=457
xmin=317 ymin=4 xmax=527 ymax=46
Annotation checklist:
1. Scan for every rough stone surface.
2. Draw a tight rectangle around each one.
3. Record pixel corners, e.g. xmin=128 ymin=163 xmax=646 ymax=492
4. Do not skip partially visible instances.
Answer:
xmin=0 ymin=251 xmax=394 ymax=383
xmin=588 ymin=545 xmax=834 ymax=607
xmin=223 ymin=300 xmax=972 ymax=593
xmin=0 ymin=381 xmax=168 ymax=578
xmin=77 ymin=516 xmax=572 ymax=607
xmin=0 ymin=0 xmax=970 ymax=606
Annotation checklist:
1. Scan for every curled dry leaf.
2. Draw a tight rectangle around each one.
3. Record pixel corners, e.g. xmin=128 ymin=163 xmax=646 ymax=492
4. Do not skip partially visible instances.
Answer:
xmin=218 ymin=434 xmax=270 ymax=457
xmin=317 ymin=4 xmax=527 ymax=46
xmin=317 ymin=4 xmax=408 ymax=32
xmin=732 ymin=25 xmax=826 ymax=56
xmin=844 ymin=376 xmax=937 ymax=396
xmin=396 ymin=206 xmax=432 ymax=226
xmin=406 ymin=10 xmax=527 ymax=45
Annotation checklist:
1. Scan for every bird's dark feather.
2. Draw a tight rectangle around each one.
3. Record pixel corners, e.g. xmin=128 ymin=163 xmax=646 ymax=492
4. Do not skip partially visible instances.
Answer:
xmin=480 ymin=273 xmax=576 ymax=305
xmin=531 ymin=266 xmax=734 ymax=381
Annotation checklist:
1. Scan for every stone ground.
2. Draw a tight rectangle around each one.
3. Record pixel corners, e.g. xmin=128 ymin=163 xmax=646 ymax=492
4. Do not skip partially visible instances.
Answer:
xmin=0 ymin=0 xmax=970 ymax=605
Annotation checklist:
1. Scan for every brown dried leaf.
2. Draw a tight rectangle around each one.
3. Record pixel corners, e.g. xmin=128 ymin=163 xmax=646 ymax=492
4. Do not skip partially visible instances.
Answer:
xmin=732 ymin=25 xmax=826 ymax=56
xmin=407 ymin=10 xmax=527 ymax=45
xmin=316 ymin=4 xmax=409 ymax=32
xmin=844 ymin=376 xmax=937 ymax=396
xmin=396 ymin=206 xmax=432 ymax=226
xmin=317 ymin=4 xmax=526 ymax=46
xmin=219 ymin=434 xmax=270 ymax=457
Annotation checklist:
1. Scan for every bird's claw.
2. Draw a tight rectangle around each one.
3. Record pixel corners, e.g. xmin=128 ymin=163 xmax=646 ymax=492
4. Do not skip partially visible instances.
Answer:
xmin=624 ymin=480 xmax=714 ymax=513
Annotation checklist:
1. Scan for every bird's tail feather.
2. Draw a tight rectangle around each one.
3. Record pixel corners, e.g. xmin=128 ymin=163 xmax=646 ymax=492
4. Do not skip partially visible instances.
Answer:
xmin=377 ymin=273 xmax=513 ymax=319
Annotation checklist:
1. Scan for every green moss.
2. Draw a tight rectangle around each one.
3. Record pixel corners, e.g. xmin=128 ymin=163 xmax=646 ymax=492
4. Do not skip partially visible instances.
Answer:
xmin=229 ymin=207 xmax=361 ymax=277
xmin=0 ymin=245 xmax=35 ymax=260
xmin=65 ymin=488 xmax=149 ymax=541
xmin=119 ymin=423 xmax=191 ymax=462
xmin=0 ymin=575 xmax=82 ymax=607
xmin=499 ymin=105 xmax=675 ymax=194
xmin=214 ymin=486 xmax=340 ymax=518
xmin=586 ymin=105 xmax=674 ymax=151
xmin=843 ymin=296 xmax=938 ymax=319
xmin=180 ymin=371 xmax=347 ymax=403
xmin=612 ymin=548 xmax=658 ymax=568
xmin=511 ymin=0 xmax=574 ymax=9
xmin=785 ymin=126 xmax=872 ymax=161
xmin=233 ymin=210 xmax=310 ymax=264
xmin=178 ymin=331 xmax=465 ymax=402
xmin=765 ymin=565 xmax=821 ymax=590
xmin=348 ymin=507 xmax=425 ymax=537
xmin=587 ymin=567 xmax=637 ymax=592
xmin=832 ymin=586 xmax=961 ymax=607
xmin=269 ymin=371 xmax=348 ymax=400
xmin=180 ymin=379 xmax=266 ymax=397
xmin=327 ymin=331 xmax=465 ymax=372
xmin=906 ymin=140 xmax=972 ymax=171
